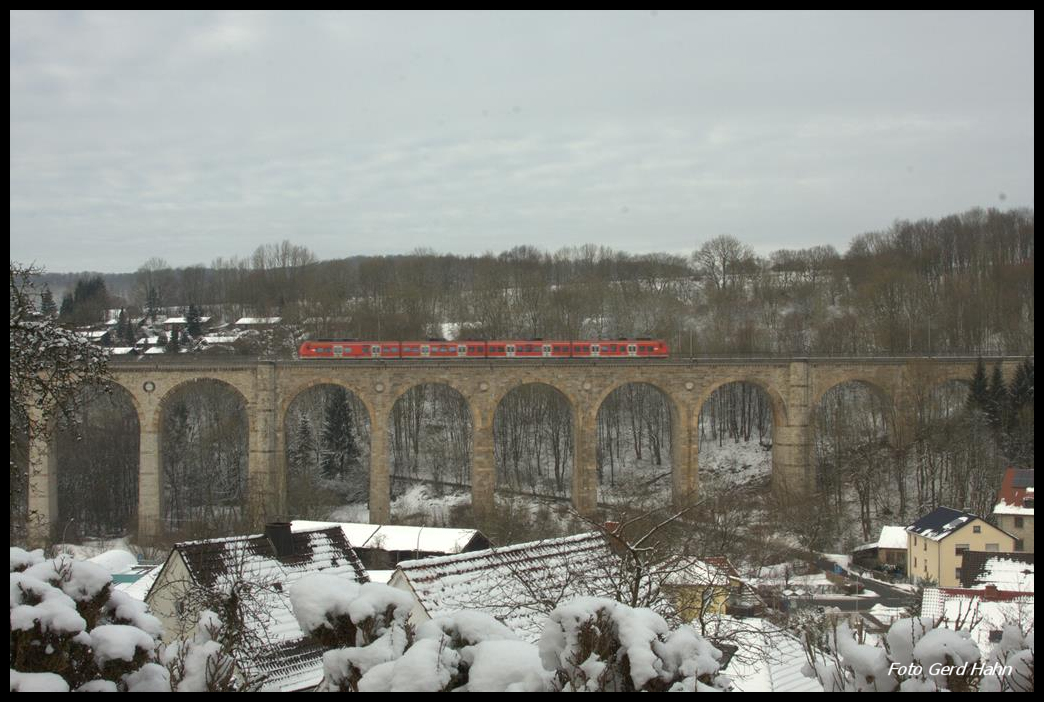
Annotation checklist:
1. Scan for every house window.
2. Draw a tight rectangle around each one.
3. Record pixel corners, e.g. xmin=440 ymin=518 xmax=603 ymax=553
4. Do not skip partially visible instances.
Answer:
xmin=955 ymin=544 xmax=969 ymax=556
xmin=956 ymin=568 xmax=962 ymax=580
xmin=1014 ymin=517 xmax=1024 ymax=528
xmin=973 ymin=525 xmax=981 ymax=534
xmin=985 ymin=543 xmax=999 ymax=552
xmin=1015 ymin=539 xmax=1025 ymax=551
xmin=989 ymin=630 xmax=1004 ymax=643
xmin=914 ymin=557 xmax=917 ymax=568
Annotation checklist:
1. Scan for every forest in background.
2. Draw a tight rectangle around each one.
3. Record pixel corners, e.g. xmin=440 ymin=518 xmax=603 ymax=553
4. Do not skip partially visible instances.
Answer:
xmin=40 ymin=206 xmax=1033 ymax=358
xmin=11 ymin=207 xmax=1034 ymax=552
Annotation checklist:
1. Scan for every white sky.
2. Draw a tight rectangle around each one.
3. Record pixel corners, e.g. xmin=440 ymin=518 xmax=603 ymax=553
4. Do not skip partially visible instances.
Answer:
xmin=10 ymin=10 xmax=1035 ymax=273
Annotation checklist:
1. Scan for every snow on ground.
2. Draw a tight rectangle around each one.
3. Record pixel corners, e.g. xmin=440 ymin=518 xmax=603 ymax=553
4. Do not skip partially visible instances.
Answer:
xmin=52 ymin=537 xmax=137 ymax=561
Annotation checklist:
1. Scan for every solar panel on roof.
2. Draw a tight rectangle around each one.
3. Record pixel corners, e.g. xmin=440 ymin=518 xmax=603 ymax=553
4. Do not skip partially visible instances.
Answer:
xmin=1013 ymin=471 xmax=1034 ymax=488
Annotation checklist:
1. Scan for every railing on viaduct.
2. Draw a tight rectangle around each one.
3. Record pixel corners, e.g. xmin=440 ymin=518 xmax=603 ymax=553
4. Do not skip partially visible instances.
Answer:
xmin=24 ymin=357 xmax=1027 ymax=545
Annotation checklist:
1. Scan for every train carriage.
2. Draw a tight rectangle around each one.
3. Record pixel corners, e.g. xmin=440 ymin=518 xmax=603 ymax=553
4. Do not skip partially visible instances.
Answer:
xmin=485 ymin=340 xmax=573 ymax=359
xmin=299 ymin=338 xmax=669 ymax=359
xmin=299 ymin=340 xmax=402 ymax=359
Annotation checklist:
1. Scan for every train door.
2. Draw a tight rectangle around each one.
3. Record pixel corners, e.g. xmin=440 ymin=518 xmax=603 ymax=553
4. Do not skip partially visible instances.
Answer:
xmin=591 ymin=343 xmax=600 ymax=357
xmin=371 ymin=344 xmax=381 ymax=358
xmin=543 ymin=344 xmax=552 ymax=358
xmin=421 ymin=344 xmax=430 ymax=358
xmin=457 ymin=344 xmax=467 ymax=358
xmin=334 ymin=345 xmax=344 ymax=358
xmin=627 ymin=344 xmax=637 ymax=357
xmin=506 ymin=344 xmax=516 ymax=358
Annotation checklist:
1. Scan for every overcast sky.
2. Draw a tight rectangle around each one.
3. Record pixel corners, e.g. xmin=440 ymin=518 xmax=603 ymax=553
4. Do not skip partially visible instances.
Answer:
xmin=10 ymin=10 xmax=1035 ymax=273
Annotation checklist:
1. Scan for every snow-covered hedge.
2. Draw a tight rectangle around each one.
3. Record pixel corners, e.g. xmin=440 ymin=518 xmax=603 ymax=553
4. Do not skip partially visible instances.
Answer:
xmin=803 ymin=617 xmax=1035 ymax=692
xmin=10 ymin=548 xmax=168 ymax=692
xmin=290 ymin=576 xmax=727 ymax=692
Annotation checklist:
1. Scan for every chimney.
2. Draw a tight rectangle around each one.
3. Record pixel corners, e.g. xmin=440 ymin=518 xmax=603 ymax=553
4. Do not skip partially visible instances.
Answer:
xmin=983 ymin=584 xmax=1000 ymax=601
xmin=602 ymin=521 xmax=626 ymax=556
xmin=265 ymin=522 xmax=294 ymax=558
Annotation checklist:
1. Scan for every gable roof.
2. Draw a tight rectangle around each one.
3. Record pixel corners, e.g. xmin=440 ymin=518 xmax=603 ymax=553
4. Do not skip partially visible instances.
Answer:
xmin=994 ymin=468 xmax=1035 ymax=516
xmin=877 ymin=525 xmax=909 ymax=550
xmin=290 ymin=520 xmax=487 ymax=556
xmin=959 ymin=551 xmax=1034 ymax=592
xmin=390 ymin=532 xmax=621 ymax=642
xmin=906 ymin=507 xmax=986 ymax=541
xmin=156 ymin=527 xmax=367 ymax=691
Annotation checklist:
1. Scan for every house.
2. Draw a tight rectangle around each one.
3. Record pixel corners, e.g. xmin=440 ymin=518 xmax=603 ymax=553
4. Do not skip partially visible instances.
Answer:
xmin=906 ymin=507 xmax=1017 ymax=587
xmin=662 ymin=556 xmax=761 ymax=620
xmin=852 ymin=525 xmax=908 ymax=573
xmin=387 ymin=532 xmax=624 ymax=642
xmin=145 ymin=523 xmax=368 ymax=692
xmin=290 ymin=520 xmax=490 ymax=572
xmin=992 ymin=468 xmax=1034 ymax=552
xmin=958 ymin=551 xmax=1034 ymax=593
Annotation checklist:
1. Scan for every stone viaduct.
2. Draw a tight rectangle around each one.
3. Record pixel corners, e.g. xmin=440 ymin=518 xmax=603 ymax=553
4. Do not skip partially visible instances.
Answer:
xmin=25 ymin=357 xmax=1024 ymax=545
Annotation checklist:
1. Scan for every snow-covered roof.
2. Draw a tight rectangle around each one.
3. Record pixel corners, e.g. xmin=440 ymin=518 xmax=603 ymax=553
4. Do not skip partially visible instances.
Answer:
xmin=290 ymin=520 xmax=484 ymax=555
xmin=107 ymin=347 xmax=136 ymax=355
xmin=664 ymin=558 xmax=734 ymax=587
xmin=390 ymin=532 xmax=621 ymax=642
xmin=200 ymin=335 xmax=240 ymax=344
xmin=994 ymin=468 xmax=1034 ymax=515
xmin=113 ymin=565 xmax=161 ymax=602
xmin=154 ymin=527 xmax=368 ymax=691
xmin=959 ymin=552 xmax=1034 ymax=592
xmin=143 ymin=346 xmax=166 ymax=354
xmin=235 ymin=317 xmax=282 ymax=325
xmin=878 ymin=525 xmax=909 ymax=550
xmin=713 ymin=617 xmax=823 ymax=692
xmin=906 ymin=507 xmax=983 ymax=542
xmin=162 ymin=316 xmax=212 ymax=325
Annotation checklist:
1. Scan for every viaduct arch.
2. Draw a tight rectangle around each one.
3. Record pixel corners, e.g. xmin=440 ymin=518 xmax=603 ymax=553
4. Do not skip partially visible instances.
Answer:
xmin=24 ymin=357 xmax=1027 ymax=545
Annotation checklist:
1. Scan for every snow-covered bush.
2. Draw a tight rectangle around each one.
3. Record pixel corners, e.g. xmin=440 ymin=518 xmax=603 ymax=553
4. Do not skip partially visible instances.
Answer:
xmin=290 ymin=575 xmax=416 ymax=691
xmin=9 ymin=548 xmax=169 ymax=692
xmin=290 ymin=577 xmax=726 ymax=692
xmin=801 ymin=616 xmax=1034 ymax=692
xmin=161 ymin=610 xmax=238 ymax=692
xmin=539 ymin=597 xmax=725 ymax=691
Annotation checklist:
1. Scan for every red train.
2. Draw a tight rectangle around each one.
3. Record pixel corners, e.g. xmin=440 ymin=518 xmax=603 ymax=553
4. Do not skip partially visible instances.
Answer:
xmin=298 ymin=339 xmax=669 ymax=360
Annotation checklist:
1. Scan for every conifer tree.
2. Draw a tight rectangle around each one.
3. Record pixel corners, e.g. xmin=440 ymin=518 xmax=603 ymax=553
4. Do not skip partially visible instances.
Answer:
xmin=40 ymin=285 xmax=57 ymax=318
xmin=321 ymin=389 xmax=359 ymax=480
xmin=966 ymin=357 xmax=988 ymax=414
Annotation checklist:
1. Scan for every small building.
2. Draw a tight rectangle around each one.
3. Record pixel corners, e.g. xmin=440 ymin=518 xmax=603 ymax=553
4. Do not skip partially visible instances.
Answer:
xmin=993 ymin=468 xmax=1034 ymax=553
xmin=852 ymin=525 xmax=908 ymax=573
xmin=235 ymin=317 xmax=282 ymax=328
xmin=906 ymin=507 xmax=1017 ymax=587
xmin=162 ymin=316 xmax=213 ymax=332
xmin=387 ymin=532 xmax=623 ymax=642
xmin=290 ymin=520 xmax=490 ymax=571
xmin=145 ymin=523 xmax=368 ymax=692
